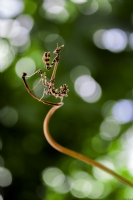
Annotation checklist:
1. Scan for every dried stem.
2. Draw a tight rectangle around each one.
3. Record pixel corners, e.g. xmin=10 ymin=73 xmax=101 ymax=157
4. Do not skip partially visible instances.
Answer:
xmin=43 ymin=105 xmax=133 ymax=188
xmin=22 ymin=71 xmax=133 ymax=188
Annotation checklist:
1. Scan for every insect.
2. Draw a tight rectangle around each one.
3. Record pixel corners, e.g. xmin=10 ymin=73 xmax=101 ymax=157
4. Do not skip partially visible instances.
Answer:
xmin=23 ymin=44 xmax=69 ymax=102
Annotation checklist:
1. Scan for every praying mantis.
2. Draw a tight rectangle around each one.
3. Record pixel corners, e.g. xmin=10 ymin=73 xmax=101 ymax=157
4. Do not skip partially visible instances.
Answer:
xmin=22 ymin=44 xmax=69 ymax=104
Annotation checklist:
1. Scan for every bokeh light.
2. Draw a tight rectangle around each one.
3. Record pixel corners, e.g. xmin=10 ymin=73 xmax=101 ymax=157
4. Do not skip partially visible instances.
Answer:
xmin=69 ymin=171 xmax=105 ymax=198
xmin=15 ymin=57 xmax=36 ymax=78
xmin=110 ymin=150 xmax=127 ymax=170
xmin=47 ymin=6 xmax=65 ymax=14
xmin=43 ymin=0 xmax=66 ymax=9
xmin=16 ymin=14 xmax=34 ymax=32
xmin=99 ymin=182 xmax=112 ymax=198
xmin=42 ymin=0 xmax=69 ymax=23
xmin=112 ymin=100 xmax=133 ymax=124
xmin=93 ymin=29 xmax=128 ymax=52
xmin=121 ymin=126 xmax=133 ymax=175
xmin=93 ymin=157 xmax=115 ymax=181
xmin=74 ymin=75 xmax=102 ymax=103
xmin=0 ymin=39 xmax=15 ymax=72
xmin=41 ymin=166 xmax=107 ymax=198
xmin=0 ymin=195 xmax=3 ymax=200
xmin=92 ymin=134 xmax=111 ymax=153
xmin=70 ymin=65 xmax=91 ymax=82
xmin=0 ymin=0 xmax=24 ymax=18
xmin=102 ymin=29 xmax=127 ymax=52
xmin=10 ymin=28 xmax=30 ymax=48
xmin=0 ymin=167 xmax=12 ymax=187
xmin=71 ymin=179 xmax=92 ymax=198
xmin=0 ymin=15 xmax=33 ymax=41
xmin=100 ymin=117 xmax=120 ymax=141
xmin=54 ymin=176 xmax=71 ymax=194
xmin=78 ymin=0 xmax=98 ymax=15
xmin=44 ymin=34 xmax=64 ymax=50
xmin=0 ymin=19 xmax=15 ymax=38
xmin=71 ymin=0 xmax=87 ymax=4
xmin=89 ymin=180 xmax=104 ymax=199
xmin=45 ymin=34 xmax=59 ymax=43
xmin=125 ymin=126 xmax=133 ymax=147
xmin=101 ymin=100 xmax=116 ymax=118
xmin=46 ymin=7 xmax=69 ymax=22
xmin=93 ymin=29 xmax=106 ymax=49
xmin=42 ymin=167 xmax=65 ymax=188
xmin=0 ymin=106 xmax=18 ymax=127
xmin=42 ymin=168 xmax=72 ymax=195
xmin=70 ymin=170 xmax=92 ymax=180
xmin=129 ymin=33 xmax=133 ymax=49
xmin=0 ymin=15 xmax=33 ymax=53
xmin=98 ymin=1 xmax=112 ymax=15
xmin=124 ymin=187 xmax=133 ymax=198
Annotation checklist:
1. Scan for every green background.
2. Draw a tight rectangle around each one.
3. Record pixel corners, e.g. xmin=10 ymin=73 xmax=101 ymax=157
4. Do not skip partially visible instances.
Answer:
xmin=0 ymin=0 xmax=133 ymax=199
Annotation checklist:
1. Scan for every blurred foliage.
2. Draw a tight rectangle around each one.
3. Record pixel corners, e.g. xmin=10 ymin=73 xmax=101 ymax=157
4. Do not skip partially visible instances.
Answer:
xmin=0 ymin=0 xmax=133 ymax=199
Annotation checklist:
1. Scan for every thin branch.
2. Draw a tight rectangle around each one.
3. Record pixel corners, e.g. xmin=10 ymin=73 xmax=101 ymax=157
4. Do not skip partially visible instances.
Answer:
xmin=22 ymin=44 xmax=133 ymax=188
xmin=22 ymin=72 xmax=63 ymax=107
xmin=43 ymin=105 xmax=133 ymax=188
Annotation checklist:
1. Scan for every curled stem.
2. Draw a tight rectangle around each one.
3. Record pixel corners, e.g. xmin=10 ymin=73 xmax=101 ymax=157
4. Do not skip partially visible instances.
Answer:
xmin=22 ymin=72 xmax=133 ymax=188
xmin=22 ymin=72 xmax=63 ymax=107
xmin=44 ymin=104 xmax=133 ymax=188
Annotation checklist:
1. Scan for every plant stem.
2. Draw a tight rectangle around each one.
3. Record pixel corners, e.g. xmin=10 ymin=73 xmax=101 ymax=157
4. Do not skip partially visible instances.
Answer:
xmin=22 ymin=72 xmax=63 ymax=106
xmin=43 ymin=105 xmax=133 ymax=188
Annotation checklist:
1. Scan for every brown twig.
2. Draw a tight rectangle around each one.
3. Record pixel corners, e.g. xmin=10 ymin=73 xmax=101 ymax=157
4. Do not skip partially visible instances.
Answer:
xmin=22 ymin=71 xmax=133 ymax=188
xmin=22 ymin=72 xmax=63 ymax=107
xmin=43 ymin=105 xmax=133 ymax=188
